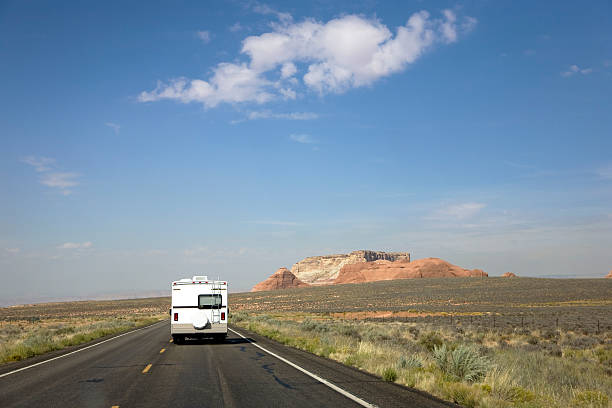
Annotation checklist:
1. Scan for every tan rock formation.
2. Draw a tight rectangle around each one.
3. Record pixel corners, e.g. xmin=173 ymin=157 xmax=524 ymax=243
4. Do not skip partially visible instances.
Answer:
xmin=606 ymin=270 xmax=612 ymax=278
xmin=334 ymin=257 xmax=488 ymax=284
xmin=251 ymin=268 xmax=309 ymax=292
xmin=502 ymin=272 xmax=517 ymax=278
xmin=291 ymin=250 xmax=410 ymax=285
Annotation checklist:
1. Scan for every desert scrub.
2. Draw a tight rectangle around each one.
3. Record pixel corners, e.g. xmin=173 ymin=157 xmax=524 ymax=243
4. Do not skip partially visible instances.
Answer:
xmin=571 ymin=390 xmax=609 ymax=408
xmin=0 ymin=315 xmax=165 ymax=364
xmin=432 ymin=344 xmax=489 ymax=382
xmin=382 ymin=367 xmax=398 ymax=382
xmin=232 ymin=311 xmax=612 ymax=408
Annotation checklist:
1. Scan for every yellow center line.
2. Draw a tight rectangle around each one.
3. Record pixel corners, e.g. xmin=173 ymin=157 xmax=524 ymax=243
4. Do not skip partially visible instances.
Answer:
xmin=142 ymin=363 xmax=152 ymax=374
xmin=160 ymin=348 xmax=166 ymax=354
xmin=112 ymin=406 xmax=119 ymax=408
xmin=169 ymin=338 xmax=173 ymax=343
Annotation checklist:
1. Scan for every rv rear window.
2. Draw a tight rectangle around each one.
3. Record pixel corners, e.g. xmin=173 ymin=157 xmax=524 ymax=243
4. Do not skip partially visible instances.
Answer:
xmin=198 ymin=294 xmax=223 ymax=309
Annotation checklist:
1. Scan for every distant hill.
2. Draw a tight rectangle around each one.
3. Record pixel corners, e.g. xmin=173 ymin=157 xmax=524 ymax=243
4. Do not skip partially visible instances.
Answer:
xmin=251 ymin=251 xmax=487 ymax=292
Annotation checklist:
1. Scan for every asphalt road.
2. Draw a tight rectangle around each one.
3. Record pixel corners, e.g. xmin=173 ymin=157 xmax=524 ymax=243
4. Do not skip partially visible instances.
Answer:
xmin=0 ymin=321 xmax=457 ymax=408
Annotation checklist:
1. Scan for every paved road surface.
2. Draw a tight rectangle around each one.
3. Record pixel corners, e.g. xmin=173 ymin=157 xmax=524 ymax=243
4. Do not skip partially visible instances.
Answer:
xmin=0 ymin=321 xmax=456 ymax=407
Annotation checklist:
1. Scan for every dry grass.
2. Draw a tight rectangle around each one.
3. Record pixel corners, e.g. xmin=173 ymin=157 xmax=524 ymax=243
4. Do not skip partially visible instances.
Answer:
xmin=0 ymin=297 xmax=169 ymax=364
xmin=229 ymin=278 xmax=612 ymax=408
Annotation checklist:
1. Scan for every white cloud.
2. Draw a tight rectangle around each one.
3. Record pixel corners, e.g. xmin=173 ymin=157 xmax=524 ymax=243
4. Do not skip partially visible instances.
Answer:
xmin=229 ymin=22 xmax=243 ymax=32
xmin=440 ymin=9 xmax=457 ymax=43
xmin=58 ymin=241 xmax=93 ymax=249
xmin=430 ymin=202 xmax=486 ymax=220
xmin=280 ymin=62 xmax=297 ymax=78
xmin=40 ymin=172 xmax=79 ymax=195
xmin=139 ymin=10 xmax=475 ymax=107
xmin=22 ymin=156 xmax=80 ymax=195
xmin=251 ymin=3 xmax=292 ymax=24
xmin=105 ymin=122 xmax=120 ymax=134
xmin=289 ymin=133 xmax=315 ymax=144
xmin=279 ymin=87 xmax=296 ymax=99
xmin=21 ymin=156 xmax=55 ymax=172
xmin=231 ymin=110 xmax=318 ymax=123
xmin=561 ymin=64 xmax=592 ymax=77
xmin=139 ymin=63 xmax=273 ymax=108
xmin=4 ymin=248 xmax=20 ymax=254
xmin=196 ymin=30 xmax=211 ymax=43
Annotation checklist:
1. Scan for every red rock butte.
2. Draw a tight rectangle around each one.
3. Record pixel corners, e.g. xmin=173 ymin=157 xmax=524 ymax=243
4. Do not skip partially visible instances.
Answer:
xmin=606 ymin=270 xmax=612 ymax=278
xmin=251 ymin=268 xmax=309 ymax=292
xmin=335 ymin=257 xmax=487 ymax=284
xmin=502 ymin=272 xmax=517 ymax=278
xmin=251 ymin=251 xmax=488 ymax=291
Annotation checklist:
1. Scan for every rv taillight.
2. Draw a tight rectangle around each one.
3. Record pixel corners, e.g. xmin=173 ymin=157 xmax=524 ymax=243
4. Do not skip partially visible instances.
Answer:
xmin=174 ymin=312 xmax=178 ymax=321
xmin=221 ymin=312 xmax=225 ymax=320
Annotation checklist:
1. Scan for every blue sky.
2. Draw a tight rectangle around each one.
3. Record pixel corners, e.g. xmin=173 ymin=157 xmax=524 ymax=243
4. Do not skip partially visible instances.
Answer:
xmin=1 ymin=1 xmax=611 ymax=304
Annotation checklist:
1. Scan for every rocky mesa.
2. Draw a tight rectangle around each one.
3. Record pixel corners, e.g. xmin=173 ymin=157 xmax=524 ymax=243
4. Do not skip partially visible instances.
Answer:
xmin=290 ymin=250 xmax=410 ymax=285
xmin=334 ymin=257 xmax=487 ymax=284
xmin=251 ymin=250 xmax=488 ymax=291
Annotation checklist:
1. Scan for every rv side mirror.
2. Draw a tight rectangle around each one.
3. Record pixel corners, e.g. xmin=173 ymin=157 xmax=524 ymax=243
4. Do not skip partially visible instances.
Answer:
xmin=169 ymin=308 xmax=171 ymax=316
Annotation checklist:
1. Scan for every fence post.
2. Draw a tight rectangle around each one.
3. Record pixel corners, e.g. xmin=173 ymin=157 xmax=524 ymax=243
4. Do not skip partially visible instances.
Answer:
xmin=493 ymin=315 xmax=496 ymax=328
xmin=521 ymin=316 xmax=524 ymax=328
xmin=597 ymin=320 xmax=600 ymax=334
xmin=556 ymin=317 xmax=558 ymax=329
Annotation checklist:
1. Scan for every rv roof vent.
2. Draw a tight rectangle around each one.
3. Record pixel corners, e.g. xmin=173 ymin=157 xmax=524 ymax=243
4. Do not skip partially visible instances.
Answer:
xmin=192 ymin=275 xmax=208 ymax=281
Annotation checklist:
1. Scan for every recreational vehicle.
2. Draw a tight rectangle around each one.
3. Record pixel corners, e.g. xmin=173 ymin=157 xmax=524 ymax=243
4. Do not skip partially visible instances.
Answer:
xmin=170 ymin=276 xmax=228 ymax=343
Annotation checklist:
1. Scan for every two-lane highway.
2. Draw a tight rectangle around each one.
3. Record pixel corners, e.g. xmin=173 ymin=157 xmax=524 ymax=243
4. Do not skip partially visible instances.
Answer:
xmin=0 ymin=321 xmax=456 ymax=407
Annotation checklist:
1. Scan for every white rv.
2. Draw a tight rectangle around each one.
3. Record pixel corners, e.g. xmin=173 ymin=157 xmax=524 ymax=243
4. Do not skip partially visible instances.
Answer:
xmin=171 ymin=276 xmax=228 ymax=343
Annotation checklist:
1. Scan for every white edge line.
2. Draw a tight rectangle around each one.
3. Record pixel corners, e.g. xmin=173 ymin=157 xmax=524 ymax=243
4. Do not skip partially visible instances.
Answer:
xmin=228 ymin=327 xmax=378 ymax=408
xmin=0 ymin=321 xmax=165 ymax=379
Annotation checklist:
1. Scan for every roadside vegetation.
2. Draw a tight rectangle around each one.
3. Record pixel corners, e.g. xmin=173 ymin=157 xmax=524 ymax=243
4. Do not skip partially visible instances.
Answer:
xmin=0 ymin=297 xmax=169 ymax=364
xmin=232 ymin=312 xmax=611 ymax=408
xmin=229 ymin=278 xmax=612 ymax=408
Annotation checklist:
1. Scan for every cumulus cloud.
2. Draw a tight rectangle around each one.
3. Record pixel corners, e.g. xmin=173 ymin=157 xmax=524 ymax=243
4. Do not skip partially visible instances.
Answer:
xmin=139 ymin=63 xmax=273 ymax=108
xmin=280 ymin=62 xmax=297 ymax=78
xmin=196 ymin=30 xmax=211 ymax=43
xmin=58 ymin=242 xmax=93 ymax=249
xmin=561 ymin=64 xmax=592 ymax=77
xmin=139 ymin=10 xmax=475 ymax=107
xmin=4 ymin=248 xmax=20 ymax=254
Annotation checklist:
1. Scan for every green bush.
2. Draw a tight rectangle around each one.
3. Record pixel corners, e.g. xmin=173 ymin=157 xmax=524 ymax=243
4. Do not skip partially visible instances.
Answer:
xmin=382 ymin=367 xmax=398 ymax=382
xmin=433 ymin=344 xmax=489 ymax=382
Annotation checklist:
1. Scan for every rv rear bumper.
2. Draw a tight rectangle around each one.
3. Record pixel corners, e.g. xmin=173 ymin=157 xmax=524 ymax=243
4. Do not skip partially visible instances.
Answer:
xmin=171 ymin=323 xmax=227 ymax=335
